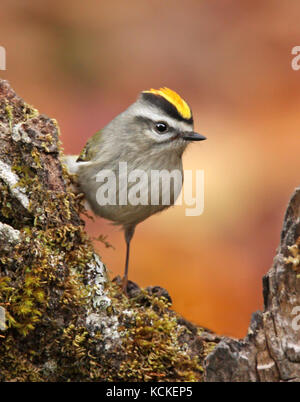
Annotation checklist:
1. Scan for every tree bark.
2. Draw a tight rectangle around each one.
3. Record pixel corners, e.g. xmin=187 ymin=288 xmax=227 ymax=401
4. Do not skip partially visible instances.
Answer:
xmin=205 ymin=187 xmax=300 ymax=382
xmin=0 ymin=79 xmax=299 ymax=382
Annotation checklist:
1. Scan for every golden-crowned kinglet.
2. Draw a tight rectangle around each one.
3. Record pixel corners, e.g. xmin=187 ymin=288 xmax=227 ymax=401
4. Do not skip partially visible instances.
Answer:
xmin=64 ymin=88 xmax=206 ymax=293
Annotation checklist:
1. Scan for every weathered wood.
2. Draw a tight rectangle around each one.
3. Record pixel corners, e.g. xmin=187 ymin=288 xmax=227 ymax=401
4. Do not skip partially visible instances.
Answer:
xmin=205 ymin=187 xmax=300 ymax=382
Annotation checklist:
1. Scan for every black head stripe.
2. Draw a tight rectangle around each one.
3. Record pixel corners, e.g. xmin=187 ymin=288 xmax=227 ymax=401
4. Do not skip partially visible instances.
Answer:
xmin=141 ymin=93 xmax=193 ymax=125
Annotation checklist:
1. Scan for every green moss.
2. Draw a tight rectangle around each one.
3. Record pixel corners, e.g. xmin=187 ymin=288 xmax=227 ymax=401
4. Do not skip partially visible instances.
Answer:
xmin=44 ymin=281 xmax=205 ymax=382
xmin=53 ymin=282 xmax=205 ymax=382
xmin=285 ymin=236 xmax=300 ymax=274
xmin=0 ymin=334 xmax=44 ymax=381
xmin=0 ymin=223 xmax=90 ymax=334
xmin=106 ymin=284 xmax=204 ymax=381
xmin=0 ymin=216 xmax=97 ymax=380
xmin=0 ymin=99 xmax=99 ymax=380
xmin=22 ymin=103 xmax=39 ymax=121
xmin=4 ymin=102 xmax=13 ymax=132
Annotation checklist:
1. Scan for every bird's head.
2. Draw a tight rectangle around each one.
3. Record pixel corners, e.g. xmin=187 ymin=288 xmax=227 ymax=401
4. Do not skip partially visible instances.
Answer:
xmin=118 ymin=87 xmax=206 ymax=154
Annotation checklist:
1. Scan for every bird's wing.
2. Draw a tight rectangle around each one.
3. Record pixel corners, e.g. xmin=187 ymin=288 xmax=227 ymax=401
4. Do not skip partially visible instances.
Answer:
xmin=76 ymin=130 xmax=102 ymax=162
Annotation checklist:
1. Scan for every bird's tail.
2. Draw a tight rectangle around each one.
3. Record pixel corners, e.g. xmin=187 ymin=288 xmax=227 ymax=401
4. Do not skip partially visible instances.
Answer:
xmin=61 ymin=155 xmax=92 ymax=211
xmin=61 ymin=155 xmax=80 ymax=175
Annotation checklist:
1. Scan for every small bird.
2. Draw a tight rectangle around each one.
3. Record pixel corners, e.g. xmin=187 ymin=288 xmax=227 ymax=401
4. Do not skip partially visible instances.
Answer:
xmin=64 ymin=88 xmax=206 ymax=293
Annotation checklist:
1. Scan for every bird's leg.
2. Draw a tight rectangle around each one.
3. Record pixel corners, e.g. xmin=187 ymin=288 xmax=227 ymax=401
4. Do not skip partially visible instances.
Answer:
xmin=122 ymin=225 xmax=135 ymax=294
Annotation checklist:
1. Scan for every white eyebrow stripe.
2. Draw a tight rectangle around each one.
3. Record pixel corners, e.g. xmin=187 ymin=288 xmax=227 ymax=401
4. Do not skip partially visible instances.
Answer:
xmin=131 ymin=104 xmax=193 ymax=132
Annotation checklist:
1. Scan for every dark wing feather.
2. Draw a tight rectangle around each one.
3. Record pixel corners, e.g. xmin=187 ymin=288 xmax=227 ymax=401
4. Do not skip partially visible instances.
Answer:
xmin=76 ymin=130 xmax=102 ymax=162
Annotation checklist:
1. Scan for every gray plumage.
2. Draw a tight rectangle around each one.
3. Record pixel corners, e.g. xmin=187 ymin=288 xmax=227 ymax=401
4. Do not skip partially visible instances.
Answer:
xmin=63 ymin=89 xmax=206 ymax=292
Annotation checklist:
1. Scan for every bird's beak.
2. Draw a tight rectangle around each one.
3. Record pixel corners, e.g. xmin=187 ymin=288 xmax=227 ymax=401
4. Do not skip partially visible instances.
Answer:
xmin=181 ymin=131 xmax=207 ymax=141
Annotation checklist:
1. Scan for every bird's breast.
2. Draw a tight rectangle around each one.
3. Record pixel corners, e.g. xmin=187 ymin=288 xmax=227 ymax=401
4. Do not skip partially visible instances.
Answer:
xmin=77 ymin=152 xmax=183 ymax=226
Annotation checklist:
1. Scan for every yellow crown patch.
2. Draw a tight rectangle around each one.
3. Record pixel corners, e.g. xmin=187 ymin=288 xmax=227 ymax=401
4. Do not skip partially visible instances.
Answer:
xmin=143 ymin=87 xmax=192 ymax=120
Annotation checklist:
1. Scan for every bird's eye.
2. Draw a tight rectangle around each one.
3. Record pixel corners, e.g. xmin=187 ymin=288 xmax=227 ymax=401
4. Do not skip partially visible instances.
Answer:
xmin=155 ymin=121 xmax=169 ymax=134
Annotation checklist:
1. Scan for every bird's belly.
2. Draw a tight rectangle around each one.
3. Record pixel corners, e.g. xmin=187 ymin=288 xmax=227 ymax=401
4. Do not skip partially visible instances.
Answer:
xmin=78 ymin=162 xmax=183 ymax=227
xmin=94 ymin=203 xmax=169 ymax=227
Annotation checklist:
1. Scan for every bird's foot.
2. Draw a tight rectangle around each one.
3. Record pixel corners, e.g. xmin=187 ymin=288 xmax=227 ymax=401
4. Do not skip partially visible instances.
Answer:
xmin=121 ymin=275 xmax=128 ymax=296
xmin=112 ymin=275 xmax=141 ymax=298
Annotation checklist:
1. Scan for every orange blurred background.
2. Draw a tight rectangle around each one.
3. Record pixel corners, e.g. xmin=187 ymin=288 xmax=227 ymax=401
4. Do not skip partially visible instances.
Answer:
xmin=1 ymin=0 xmax=299 ymax=337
